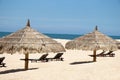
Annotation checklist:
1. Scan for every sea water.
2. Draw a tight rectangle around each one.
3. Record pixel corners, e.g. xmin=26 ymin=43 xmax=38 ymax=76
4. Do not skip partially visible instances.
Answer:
xmin=0 ymin=32 xmax=120 ymax=40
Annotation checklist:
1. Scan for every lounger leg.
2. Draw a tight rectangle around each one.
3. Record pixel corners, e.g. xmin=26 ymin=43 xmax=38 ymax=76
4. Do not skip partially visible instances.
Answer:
xmin=3 ymin=63 xmax=5 ymax=67
xmin=61 ymin=58 xmax=64 ymax=61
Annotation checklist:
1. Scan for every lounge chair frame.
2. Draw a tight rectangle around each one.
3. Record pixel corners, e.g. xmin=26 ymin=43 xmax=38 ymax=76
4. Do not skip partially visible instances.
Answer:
xmin=30 ymin=53 xmax=48 ymax=62
xmin=0 ymin=57 xmax=6 ymax=67
xmin=47 ymin=53 xmax=64 ymax=61
xmin=20 ymin=54 xmax=48 ymax=62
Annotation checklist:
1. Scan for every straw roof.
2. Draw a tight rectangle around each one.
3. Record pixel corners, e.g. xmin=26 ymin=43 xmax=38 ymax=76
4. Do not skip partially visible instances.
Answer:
xmin=0 ymin=20 xmax=65 ymax=54
xmin=65 ymin=26 xmax=118 ymax=51
xmin=116 ymin=41 xmax=120 ymax=49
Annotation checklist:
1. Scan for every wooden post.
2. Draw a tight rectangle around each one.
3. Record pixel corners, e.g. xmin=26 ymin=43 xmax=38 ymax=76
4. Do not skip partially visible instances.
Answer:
xmin=93 ymin=49 xmax=97 ymax=62
xmin=25 ymin=53 xmax=29 ymax=70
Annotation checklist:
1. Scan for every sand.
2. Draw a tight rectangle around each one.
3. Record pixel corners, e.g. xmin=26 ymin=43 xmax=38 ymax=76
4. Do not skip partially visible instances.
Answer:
xmin=0 ymin=39 xmax=120 ymax=80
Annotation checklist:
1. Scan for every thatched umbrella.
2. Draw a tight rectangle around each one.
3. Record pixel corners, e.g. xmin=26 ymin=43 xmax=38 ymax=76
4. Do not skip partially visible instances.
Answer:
xmin=116 ymin=41 xmax=120 ymax=49
xmin=0 ymin=20 xmax=65 ymax=70
xmin=65 ymin=26 xmax=118 ymax=62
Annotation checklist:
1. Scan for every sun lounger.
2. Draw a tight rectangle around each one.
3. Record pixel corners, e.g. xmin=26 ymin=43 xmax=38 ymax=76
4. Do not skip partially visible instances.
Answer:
xmin=89 ymin=51 xmax=106 ymax=57
xmin=30 ymin=54 xmax=48 ymax=62
xmin=96 ymin=51 xmax=106 ymax=57
xmin=0 ymin=57 xmax=6 ymax=67
xmin=104 ymin=51 xmax=115 ymax=57
xmin=90 ymin=51 xmax=115 ymax=57
xmin=47 ymin=53 xmax=64 ymax=61
xmin=20 ymin=54 xmax=48 ymax=62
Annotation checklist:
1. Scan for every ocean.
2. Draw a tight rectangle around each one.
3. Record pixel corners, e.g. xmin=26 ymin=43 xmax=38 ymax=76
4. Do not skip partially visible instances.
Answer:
xmin=0 ymin=32 xmax=120 ymax=40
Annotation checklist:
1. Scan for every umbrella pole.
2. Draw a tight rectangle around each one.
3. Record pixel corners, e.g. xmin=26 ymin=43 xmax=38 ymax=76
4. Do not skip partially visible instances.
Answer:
xmin=25 ymin=53 xmax=29 ymax=70
xmin=93 ymin=49 xmax=97 ymax=62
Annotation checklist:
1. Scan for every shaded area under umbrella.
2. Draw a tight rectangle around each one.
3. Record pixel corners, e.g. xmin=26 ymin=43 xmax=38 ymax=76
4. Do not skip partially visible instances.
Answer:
xmin=0 ymin=20 xmax=65 ymax=70
xmin=65 ymin=26 xmax=118 ymax=62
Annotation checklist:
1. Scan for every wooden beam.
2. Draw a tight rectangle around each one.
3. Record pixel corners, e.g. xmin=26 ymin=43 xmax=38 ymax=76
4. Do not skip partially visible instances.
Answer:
xmin=93 ymin=49 xmax=97 ymax=62
xmin=25 ymin=53 xmax=29 ymax=70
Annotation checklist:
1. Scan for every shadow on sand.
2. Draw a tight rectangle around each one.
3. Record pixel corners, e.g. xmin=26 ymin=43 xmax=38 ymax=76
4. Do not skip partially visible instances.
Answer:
xmin=70 ymin=61 xmax=94 ymax=65
xmin=0 ymin=68 xmax=38 ymax=74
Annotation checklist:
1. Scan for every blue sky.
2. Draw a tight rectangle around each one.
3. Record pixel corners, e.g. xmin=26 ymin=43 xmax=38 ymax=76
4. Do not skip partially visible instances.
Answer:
xmin=0 ymin=0 xmax=120 ymax=35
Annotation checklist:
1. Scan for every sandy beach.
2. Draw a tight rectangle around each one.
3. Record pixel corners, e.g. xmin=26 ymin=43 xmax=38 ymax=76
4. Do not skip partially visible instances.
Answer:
xmin=0 ymin=39 xmax=120 ymax=80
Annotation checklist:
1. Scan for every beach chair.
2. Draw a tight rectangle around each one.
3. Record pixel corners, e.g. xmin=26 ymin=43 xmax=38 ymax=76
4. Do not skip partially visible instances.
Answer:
xmin=29 ymin=53 xmax=49 ymax=62
xmin=89 ymin=51 xmax=106 ymax=57
xmin=47 ymin=53 xmax=64 ymax=61
xmin=104 ymin=51 xmax=115 ymax=57
xmin=20 ymin=54 xmax=48 ymax=62
xmin=96 ymin=51 xmax=106 ymax=57
xmin=0 ymin=57 xmax=6 ymax=67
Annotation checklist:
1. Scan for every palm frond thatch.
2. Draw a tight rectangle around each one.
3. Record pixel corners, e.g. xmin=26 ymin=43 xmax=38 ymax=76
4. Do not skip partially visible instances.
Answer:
xmin=0 ymin=20 xmax=65 ymax=54
xmin=116 ymin=41 xmax=120 ymax=49
xmin=65 ymin=26 xmax=117 ymax=51
xmin=65 ymin=26 xmax=118 ymax=62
